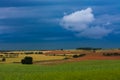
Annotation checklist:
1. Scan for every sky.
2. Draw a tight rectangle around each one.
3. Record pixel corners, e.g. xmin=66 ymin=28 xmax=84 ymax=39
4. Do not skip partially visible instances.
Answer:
xmin=0 ymin=0 xmax=120 ymax=50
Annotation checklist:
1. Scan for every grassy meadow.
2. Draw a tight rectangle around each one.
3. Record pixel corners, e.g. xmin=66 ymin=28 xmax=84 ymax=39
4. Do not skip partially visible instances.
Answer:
xmin=0 ymin=60 xmax=120 ymax=80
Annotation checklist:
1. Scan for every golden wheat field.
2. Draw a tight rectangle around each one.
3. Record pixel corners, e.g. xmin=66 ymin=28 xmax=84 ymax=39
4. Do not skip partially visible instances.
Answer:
xmin=0 ymin=54 xmax=65 ymax=63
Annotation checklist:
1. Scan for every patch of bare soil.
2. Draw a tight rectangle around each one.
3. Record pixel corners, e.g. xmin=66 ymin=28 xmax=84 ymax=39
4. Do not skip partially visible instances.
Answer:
xmin=34 ymin=52 xmax=120 ymax=65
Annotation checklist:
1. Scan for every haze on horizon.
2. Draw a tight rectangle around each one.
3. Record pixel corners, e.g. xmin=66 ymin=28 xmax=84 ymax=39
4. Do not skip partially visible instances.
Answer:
xmin=0 ymin=0 xmax=120 ymax=50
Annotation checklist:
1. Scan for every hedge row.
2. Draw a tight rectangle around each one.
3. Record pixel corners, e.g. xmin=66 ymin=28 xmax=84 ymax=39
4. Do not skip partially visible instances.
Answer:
xmin=103 ymin=53 xmax=120 ymax=56
xmin=72 ymin=54 xmax=86 ymax=58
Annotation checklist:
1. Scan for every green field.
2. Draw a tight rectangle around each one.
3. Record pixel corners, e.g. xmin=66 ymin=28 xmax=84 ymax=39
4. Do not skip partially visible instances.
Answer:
xmin=0 ymin=60 xmax=120 ymax=80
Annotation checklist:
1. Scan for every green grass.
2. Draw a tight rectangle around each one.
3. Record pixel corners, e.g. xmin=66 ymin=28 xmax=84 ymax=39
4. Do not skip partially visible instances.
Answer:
xmin=0 ymin=60 xmax=120 ymax=80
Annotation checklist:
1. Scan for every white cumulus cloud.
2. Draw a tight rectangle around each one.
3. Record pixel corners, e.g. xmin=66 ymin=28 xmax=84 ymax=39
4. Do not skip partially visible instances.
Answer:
xmin=61 ymin=8 xmax=94 ymax=32
xmin=60 ymin=7 xmax=113 ymax=39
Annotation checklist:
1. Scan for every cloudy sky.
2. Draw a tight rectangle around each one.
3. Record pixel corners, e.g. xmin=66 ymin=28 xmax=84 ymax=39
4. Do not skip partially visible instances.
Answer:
xmin=0 ymin=0 xmax=120 ymax=50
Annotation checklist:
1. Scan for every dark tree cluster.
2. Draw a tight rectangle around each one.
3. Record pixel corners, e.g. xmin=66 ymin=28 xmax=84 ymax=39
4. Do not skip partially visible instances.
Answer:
xmin=76 ymin=47 xmax=102 ymax=50
xmin=21 ymin=56 xmax=33 ymax=64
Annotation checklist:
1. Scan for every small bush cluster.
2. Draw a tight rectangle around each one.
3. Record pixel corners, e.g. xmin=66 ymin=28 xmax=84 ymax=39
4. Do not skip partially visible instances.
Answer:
xmin=103 ymin=53 xmax=120 ymax=56
xmin=35 ymin=52 xmax=43 ymax=54
xmin=2 ymin=57 xmax=6 ymax=62
xmin=73 ymin=54 xmax=86 ymax=58
xmin=73 ymin=55 xmax=79 ymax=58
xmin=24 ymin=52 xmax=43 ymax=55
xmin=21 ymin=56 xmax=33 ymax=64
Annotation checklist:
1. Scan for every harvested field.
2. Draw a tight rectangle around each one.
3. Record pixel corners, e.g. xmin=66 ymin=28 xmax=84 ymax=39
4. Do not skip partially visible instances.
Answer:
xmin=1 ymin=49 xmax=120 ymax=65
xmin=0 ymin=54 xmax=65 ymax=63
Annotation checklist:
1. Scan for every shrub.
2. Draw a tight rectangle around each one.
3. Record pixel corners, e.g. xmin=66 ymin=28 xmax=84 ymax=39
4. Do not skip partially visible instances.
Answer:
xmin=113 ymin=53 xmax=119 ymax=56
xmin=73 ymin=54 xmax=86 ymax=58
xmin=35 ymin=52 xmax=43 ymax=54
xmin=21 ymin=59 xmax=25 ymax=64
xmin=2 ymin=57 xmax=6 ymax=62
xmin=103 ymin=53 xmax=120 ymax=56
xmin=106 ymin=53 xmax=112 ymax=56
xmin=79 ymin=54 xmax=86 ymax=57
xmin=73 ymin=55 xmax=79 ymax=58
xmin=21 ymin=56 xmax=33 ymax=64
xmin=38 ymin=52 xmax=43 ymax=54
